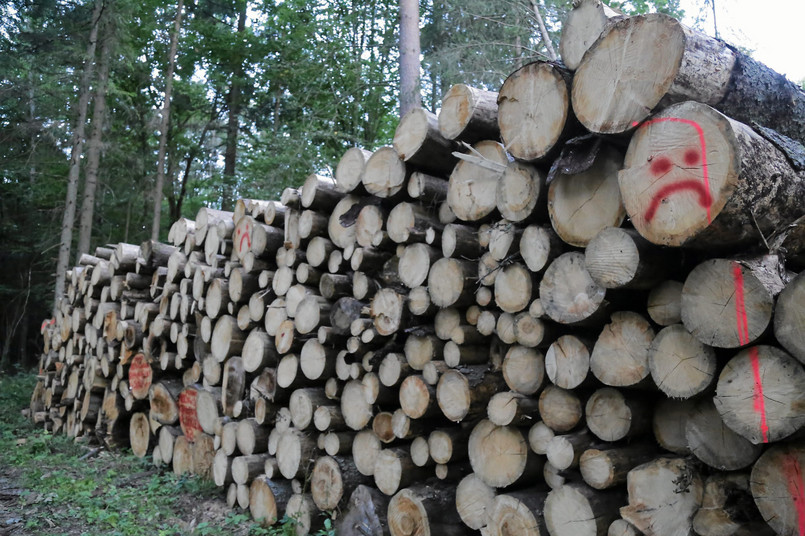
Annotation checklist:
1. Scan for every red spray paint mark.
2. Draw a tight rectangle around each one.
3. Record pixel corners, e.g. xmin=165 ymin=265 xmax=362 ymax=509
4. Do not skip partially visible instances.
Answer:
xmin=634 ymin=117 xmax=712 ymax=223
xmin=644 ymin=180 xmax=713 ymax=223
xmin=784 ymin=453 xmax=805 ymax=536
xmin=731 ymin=263 xmax=769 ymax=443
xmin=178 ymin=388 xmax=201 ymax=443
xmin=238 ymin=223 xmax=252 ymax=253
xmin=128 ymin=353 xmax=153 ymax=397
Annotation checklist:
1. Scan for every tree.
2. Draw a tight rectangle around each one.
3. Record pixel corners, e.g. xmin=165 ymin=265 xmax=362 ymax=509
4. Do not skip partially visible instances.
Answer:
xmin=53 ymin=0 xmax=104 ymax=314
xmin=76 ymin=4 xmax=114 ymax=261
xmin=151 ymin=0 xmax=184 ymax=241
xmin=399 ymin=0 xmax=422 ymax=115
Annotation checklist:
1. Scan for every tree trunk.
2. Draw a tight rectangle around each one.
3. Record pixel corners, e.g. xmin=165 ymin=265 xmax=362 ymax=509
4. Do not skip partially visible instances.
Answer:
xmin=151 ymin=0 xmax=184 ymax=241
xmin=398 ymin=0 xmax=421 ymax=116
xmin=76 ymin=15 xmax=113 ymax=262
xmin=54 ymin=0 xmax=104 ymax=315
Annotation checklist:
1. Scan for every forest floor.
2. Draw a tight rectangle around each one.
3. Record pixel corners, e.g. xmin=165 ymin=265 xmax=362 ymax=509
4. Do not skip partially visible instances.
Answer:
xmin=0 ymin=372 xmax=303 ymax=536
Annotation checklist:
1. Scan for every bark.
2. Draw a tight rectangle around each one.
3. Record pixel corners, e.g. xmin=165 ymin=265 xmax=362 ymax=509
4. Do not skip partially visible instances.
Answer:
xmin=76 ymin=16 xmax=113 ymax=261
xmin=54 ymin=0 xmax=104 ymax=315
xmin=151 ymin=0 xmax=184 ymax=241
xmin=398 ymin=0 xmax=421 ymax=116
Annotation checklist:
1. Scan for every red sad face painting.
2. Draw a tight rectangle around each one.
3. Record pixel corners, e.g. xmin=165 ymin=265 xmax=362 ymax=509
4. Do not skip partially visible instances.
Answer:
xmin=619 ymin=108 xmax=737 ymax=246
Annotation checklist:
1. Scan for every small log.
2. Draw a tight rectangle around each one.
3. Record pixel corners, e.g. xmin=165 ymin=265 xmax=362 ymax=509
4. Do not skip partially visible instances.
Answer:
xmin=496 ymin=162 xmax=547 ymax=222
xmin=494 ymin=262 xmax=536 ymax=314
xmin=388 ymin=483 xmax=463 ymax=536
xmin=585 ymin=227 xmax=677 ymax=290
xmin=447 ymin=140 xmax=510 ymax=222
xmin=387 ymin=202 xmax=443 ymax=245
xmin=750 ymin=444 xmax=805 ymax=536
xmin=456 ymin=473 xmax=496 ymax=530
xmin=502 ymin=345 xmax=545 ymax=396
xmin=559 ymin=0 xmax=623 ymax=70
xmin=328 ymin=196 xmax=360 ymax=249
xmin=539 ymin=385 xmax=583 ymax=433
xmin=311 ymin=455 xmax=372 ymax=511
xmin=301 ymin=173 xmax=341 ymax=211
xmin=648 ymin=324 xmax=716 ymax=398
xmin=336 ymin=484 xmax=391 ymax=536
xmin=544 ymin=483 xmax=625 ymax=536
xmin=277 ymin=429 xmax=318 ymax=480
xmin=686 ymin=398 xmax=763 ymax=471
xmin=498 ymin=61 xmax=577 ymax=162
xmin=545 ymin=335 xmax=592 ymax=390
xmin=714 ymin=345 xmax=805 ymax=444
xmin=373 ymin=447 xmax=433 ymax=496
xmin=249 ymin=475 xmax=293 ymax=527
xmin=393 ymin=107 xmax=456 ymax=174
xmin=362 ymin=147 xmax=410 ymax=199
xmin=436 ymin=367 xmax=507 ymax=423
xmin=620 ymin=457 xmax=704 ymax=536
xmin=539 ymin=252 xmax=608 ymax=326
xmin=242 ymin=328 xmax=280 ymax=373
xmin=488 ymin=489 xmax=550 ymax=536
xmin=468 ymin=419 xmax=544 ymax=488
xmin=487 ymin=391 xmax=540 ymax=427
xmin=438 ymin=84 xmax=499 ymax=143
xmin=428 ymin=257 xmax=477 ymax=308
xmin=335 ymin=147 xmax=372 ymax=194
xmin=652 ymin=397 xmax=695 ymax=456
xmin=579 ymin=444 xmax=659 ymax=490
xmin=590 ymin=311 xmax=655 ymax=388
xmin=232 ymin=453 xmax=270 ymax=485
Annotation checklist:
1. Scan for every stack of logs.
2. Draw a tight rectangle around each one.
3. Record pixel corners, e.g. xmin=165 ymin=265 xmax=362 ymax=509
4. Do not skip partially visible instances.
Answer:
xmin=30 ymin=3 xmax=805 ymax=536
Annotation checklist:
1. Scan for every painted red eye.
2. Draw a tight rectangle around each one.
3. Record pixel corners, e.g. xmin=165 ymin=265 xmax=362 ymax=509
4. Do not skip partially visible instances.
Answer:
xmin=650 ymin=157 xmax=672 ymax=176
xmin=684 ymin=149 xmax=700 ymax=166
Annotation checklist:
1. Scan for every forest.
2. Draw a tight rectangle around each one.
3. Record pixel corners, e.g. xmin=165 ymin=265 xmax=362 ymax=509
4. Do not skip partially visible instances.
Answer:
xmin=0 ymin=0 xmax=686 ymax=369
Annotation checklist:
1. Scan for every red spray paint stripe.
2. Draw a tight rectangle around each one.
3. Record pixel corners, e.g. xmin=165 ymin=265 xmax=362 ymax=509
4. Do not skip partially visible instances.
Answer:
xmin=178 ymin=389 xmax=201 ymax=442
xmin=239 ymin=227 xmax=252 ymax=252
xmin=784 ymin=453 xmax=805 ymax=536
xmin=633 ymin=117 xmax=712 ymax=223
xmin=731 ymin=263 xmax=769 ymax=443
xmin=128 ymin=354 xmax=152 ymax=394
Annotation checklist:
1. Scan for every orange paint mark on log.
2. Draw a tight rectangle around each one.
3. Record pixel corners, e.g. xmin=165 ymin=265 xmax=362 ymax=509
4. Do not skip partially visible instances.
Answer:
xmin=178 ymin=388 xmax=201 ymax=442
xmin=128 ymin=353 xmax=153 ymax=396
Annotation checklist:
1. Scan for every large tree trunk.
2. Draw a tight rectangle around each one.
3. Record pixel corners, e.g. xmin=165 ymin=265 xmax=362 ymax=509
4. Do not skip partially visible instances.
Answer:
xmin=53 ymin=0 xmax=104 ymax=314
xmin=221 ymin=3 xmax=248 ymax=211
xmin=151 ymin=0 xmax=184 ymax=241
xmin=398 ymin=0 xmax=421 ymax=116
xmin=76 ymin=16 xmax=113 ymax=262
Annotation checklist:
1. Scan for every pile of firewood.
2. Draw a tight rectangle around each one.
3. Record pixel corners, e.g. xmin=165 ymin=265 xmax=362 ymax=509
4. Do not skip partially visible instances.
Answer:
xmin=30 ymin=3 xmax=805 ymax=536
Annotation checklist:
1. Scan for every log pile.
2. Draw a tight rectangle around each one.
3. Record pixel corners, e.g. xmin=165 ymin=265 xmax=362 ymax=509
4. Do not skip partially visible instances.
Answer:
xmin=30 ymin=3 xmax=805 ymax=536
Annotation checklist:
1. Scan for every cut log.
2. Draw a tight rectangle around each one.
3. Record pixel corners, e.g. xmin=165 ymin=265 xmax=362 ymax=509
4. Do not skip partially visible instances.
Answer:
xmin=544 ymin=482 xmax=624 ymax=536
xmin=548 ymin=144 xmax=625 ymax=247
xmin=341 ymin=380 xmax=373 ymax=431
xmin=242 ymin=328 xmax=279 ymax=373
xmin=129 ymin=412 xmax=151 ymax=458
xmin=399 ymin=375 xmax=439 ymax=419
xmin=436 ymin=367 xmax=507 ymax=423
xmin=441 ymin=223 xmax=483 ymax=260
xmin=328 ymin=196 xmax=360 ymax=249
xmin=686 ymin=398 xmax=763 ymax=471
xmin=520 ymin=225 xmax=563 ymax=274
xmin=498 ymin=61 xmax=576 ymax=162
xmin=455 ymin=473 xmax=496 ymax=530
xmin=337 ymin=484 xmax=391 ymax=536
xmin=362 ymin=147 xmax=410 ymax=199
xmin=387 ymin=202 xmax=442 ymax=245
xmin=682 ymin=258 xmax=775 ymax=348
xmin=373 ymin=447 xmax=433 ymax=496
xmin=496 ymin=162 xmax=546 ymax=223
xmin=502 ymin=345 xmax=545 ymax=396
xmin=371 ymin=288 xmax=408 ymax=336
xmin=545 ymin=335 xmax=592 ymax=390
xmin=388 ymin=483 xmax=463 ymax=536
xmin=335 ymin=147 xmax=372 ymax=194
xmin=620 ymin=457 xmax=704 ymax=536
xmin=693 ymin=472 xmax=773 ymax=536
xmin=236 ymin=418 xmax=269 ymax=456
xmin=572 ymin=13 xmax=805 ymax=146
xmin=619 ymin=101 xmax=805 ymax=248
xmin=774 ymin=271 xmax=805 ymax=365
xmin=172 ymin=434 xmax=193 ymax=475
xmin=249 ymin=475 xmax=293 ymax=527
xmin=580 ymin=444 xmax=659 ymax=490
xmin=221 ymin=356 xmax=246 ymax=418
xmin=468 ymin=419 xmax=543 ymax=488
xmin=277 ymin=429 xmax=317 ymax=480
xmin=750 ymin=444 xmax=805 ymax=536
xmin=427 ymin=427 xmax=469 ymax=465
xmin=585 ymin=227 xmax=677 ymax=290
xmin=538 ymin=385 xmax=582 ymax=433
xmin=646 ymin=280 xmax=683 ymax=327
xmin=539 ymin=252 xmax=608 ymax=326
xmin=393 ymin=107 xmax=456 ymax=175
xmin=652 ymin=398 xmax=695 ymax=456
xmin=585 ymin=388 xmax=652 ymax=442
xmin=398 ymin=243 xmax=440 ymax=289
xmin=590 ymin=311 xmax=655 ymax=388
xmin=494 ymin=262 xmax=535 ymax=314
xmin=310 ymin=455 xmax=371 ymax=511
xmin=438 ymin=84 xmax=499 ymax=143
xmin=428 ymin=257 xmax=477 ymax=308
xmin=301 ymin=173 xmax=340 ymax=211
xmin=528 ymin=421 xmax=555 ymax=455
xmin=648 ymin=324 xmax=716 ymax=398
xmin=232 ymin=453 xmax=269 ymax=485
xmin=714 ymin=345 xmax=805 ymax=444
xmin=559 ymin=0 xmax=623 ymax=70
xmin=487 ymin=490 xmax=549 ymax=536
xmin=487 ymin=391 xmax=539 ymax=427
xmin=447 ymin=140 xmax=509 ymax=222
xmin=210 ymin=315 xmax=245 ymax=362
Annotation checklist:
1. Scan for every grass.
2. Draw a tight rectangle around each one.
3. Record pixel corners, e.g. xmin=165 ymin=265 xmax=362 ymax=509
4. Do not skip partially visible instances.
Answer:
xmin=0 ymin=371 xmax=331 ymax=536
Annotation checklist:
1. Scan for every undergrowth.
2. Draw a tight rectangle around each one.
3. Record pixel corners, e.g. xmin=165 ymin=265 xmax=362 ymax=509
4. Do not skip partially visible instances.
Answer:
xmin=0 ymin=372 xmax=334 ymax=536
